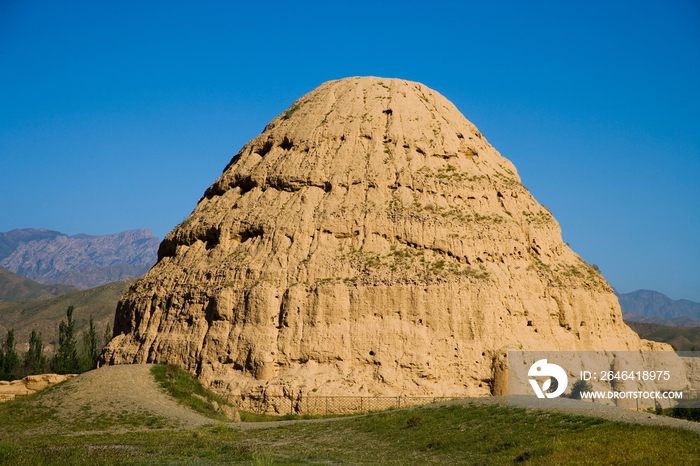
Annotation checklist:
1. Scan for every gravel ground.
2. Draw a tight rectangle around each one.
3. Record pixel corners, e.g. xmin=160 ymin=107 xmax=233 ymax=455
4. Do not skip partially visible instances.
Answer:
xmin=38 ymin=364 xmax=212 ymax=431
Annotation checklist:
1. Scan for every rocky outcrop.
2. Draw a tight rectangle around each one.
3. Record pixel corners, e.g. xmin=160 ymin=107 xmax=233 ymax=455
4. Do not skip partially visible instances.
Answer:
xmin=102 ymin=77 xmax=668 ymax=406
xmin=0 ymin=229 xmax=159 ymax=289
xmin=0 ymin=373 xmax=75 ymax=402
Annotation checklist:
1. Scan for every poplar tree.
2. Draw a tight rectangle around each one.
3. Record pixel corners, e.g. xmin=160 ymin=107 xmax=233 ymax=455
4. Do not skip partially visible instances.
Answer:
xmin=1 ymin=329 xmax=20 ymax=378
xmin=79 ymin=316 xmax=99 ymax=371
xmin=104 ymin=322 xmax=112 ymax=346
xmin=55 ymin=306 xmax=79 ymax=374
xmin=24 ymin=330 xmax=47 ymax=374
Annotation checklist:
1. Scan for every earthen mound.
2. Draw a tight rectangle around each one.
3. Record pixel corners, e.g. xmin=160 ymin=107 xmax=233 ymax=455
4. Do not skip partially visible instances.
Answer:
xmin=102 ymin=77 xmax=662 ymax=404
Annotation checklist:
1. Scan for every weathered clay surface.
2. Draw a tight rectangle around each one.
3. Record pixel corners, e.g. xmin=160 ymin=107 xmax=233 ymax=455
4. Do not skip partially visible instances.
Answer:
xmin=102 ymin=77 xmax=668 ymax=404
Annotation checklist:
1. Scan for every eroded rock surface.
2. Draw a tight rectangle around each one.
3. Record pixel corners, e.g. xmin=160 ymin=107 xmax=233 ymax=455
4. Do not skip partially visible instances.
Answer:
xmin=0 ymin=373 xmax=75 ymax=402
xmin=102 ymin=77 xmax=666 ymax=404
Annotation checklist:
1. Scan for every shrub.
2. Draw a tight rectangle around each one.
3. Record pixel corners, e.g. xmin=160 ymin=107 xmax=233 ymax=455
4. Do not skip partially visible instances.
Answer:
xmin=669 ymin=398 xmax=700 ymax=422
xmin=568 ymin=379 xmax=592 ymax=400
xmin=405 ymin=414 xmax=423 ymax=428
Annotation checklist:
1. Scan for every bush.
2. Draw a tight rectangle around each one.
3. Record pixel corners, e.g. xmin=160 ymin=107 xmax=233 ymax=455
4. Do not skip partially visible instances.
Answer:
xmin=406 ymin=414 xmax=423 ymax=428
xmin=568 ymin=379 xmax=592 ymax=400
xmin=669 ymin=398 xmax=700 ymax=422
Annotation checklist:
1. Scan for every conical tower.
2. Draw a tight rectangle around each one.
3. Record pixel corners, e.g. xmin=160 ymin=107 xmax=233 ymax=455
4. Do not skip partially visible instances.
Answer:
xmin=103 ymin=77 xmax=659 ymax=402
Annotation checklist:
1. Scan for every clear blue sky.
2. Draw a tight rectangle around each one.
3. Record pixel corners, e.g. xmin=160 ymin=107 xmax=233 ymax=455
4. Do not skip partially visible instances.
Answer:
xmin=1 ymin=1 xmax=698 ymax=301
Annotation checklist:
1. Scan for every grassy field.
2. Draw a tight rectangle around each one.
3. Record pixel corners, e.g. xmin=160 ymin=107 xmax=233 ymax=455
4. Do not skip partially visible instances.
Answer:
xmin=1 ymin=402 xmax=699 ymax=465
xmin=1 ymin=369 xmax=699 ymax=465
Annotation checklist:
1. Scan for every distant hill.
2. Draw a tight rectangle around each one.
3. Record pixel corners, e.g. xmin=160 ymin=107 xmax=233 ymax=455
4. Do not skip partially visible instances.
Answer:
xmin=0 ymin=228 xmax=159 ymax=289
xmin=626 ymin=321 xmax=700 ymax=351
xmin=0 ymin=267 xmax=77 ymax=302
xmin=0 ymin=279 xmax=134 ymax=353
xmin=617 ymin=289 xmax=700 ymax=322
xmin=622 ymin=311 xmax=700 ymax=328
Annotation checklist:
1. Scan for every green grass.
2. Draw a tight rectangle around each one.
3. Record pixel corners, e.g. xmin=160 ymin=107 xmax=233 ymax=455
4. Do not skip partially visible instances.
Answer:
xmin=0 ymin=403 xmax=698 ymax=464
xmin=416 ymin=165 xmax=487 ymax=184
xmin=522 ymin=209 xmax=553 ymax=225
xmin=0 ymin=392 xmax=59 ymax=435
xmin=340 ymin=244 xmax=488 ymax=283
xmin=388 ymin=193 xmax=504 ymax=226
xmin=69 ymin=406 xmax=173 ymax=432
xmin=0 ymin=380 xmax=175 ymax=436
xmin=238 ymin=411 xmax=328 ymax=422
xmin=2 ymin=366 xmax=698 ymax=464
xmin=282 ymin=104 xmax=300 ymax=120
xmin=152 ymin=363 xmax=346 ymax=423
xmin=151 ymin=364 xmax=239 ymax=422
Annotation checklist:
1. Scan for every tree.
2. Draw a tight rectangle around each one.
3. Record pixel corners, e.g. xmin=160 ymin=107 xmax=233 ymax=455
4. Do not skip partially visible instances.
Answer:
xmin=1 ymin=329 xmax=20 ymax=378
xmin=24 ymin=330 xmax=47 ymax=375
xmin=79 ymin=315 xmax=99 ymax=372
xmin=55 ymin=306 xmax=79 ymax=374
xmin=569 ymin=379 xmax=592 ymax=400
xmin=104 ymin=322 xmax=112 ymax=346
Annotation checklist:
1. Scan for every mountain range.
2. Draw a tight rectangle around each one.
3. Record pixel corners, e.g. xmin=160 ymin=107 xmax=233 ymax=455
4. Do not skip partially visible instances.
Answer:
xmin=617 ymin=289 xmax=700 ymax=327
xmin=0 ymin=228 xmax=159 ymax=289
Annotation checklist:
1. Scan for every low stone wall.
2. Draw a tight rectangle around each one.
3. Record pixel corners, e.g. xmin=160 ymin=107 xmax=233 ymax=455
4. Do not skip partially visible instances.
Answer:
xmin=0 ymin=374 xmax=76 ymax=402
